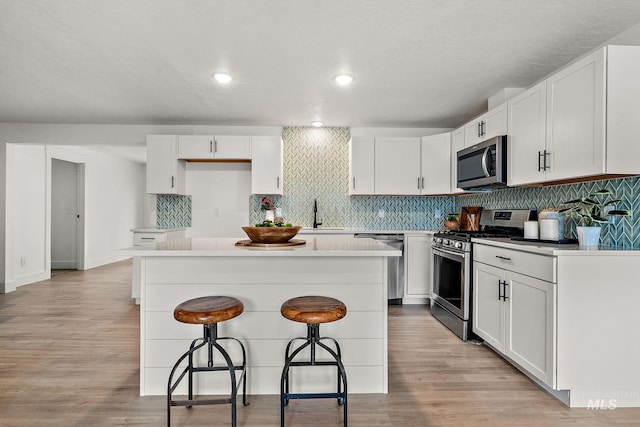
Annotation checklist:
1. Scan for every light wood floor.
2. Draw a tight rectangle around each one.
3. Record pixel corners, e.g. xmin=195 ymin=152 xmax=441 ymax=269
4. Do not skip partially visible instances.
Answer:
xmin=1 ymin=260 xmax=637 ymax=426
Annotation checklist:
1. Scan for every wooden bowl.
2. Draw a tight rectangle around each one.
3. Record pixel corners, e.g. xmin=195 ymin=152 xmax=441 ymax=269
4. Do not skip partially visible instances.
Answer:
xmin=242 ymin=226 xmax=301 ymax=244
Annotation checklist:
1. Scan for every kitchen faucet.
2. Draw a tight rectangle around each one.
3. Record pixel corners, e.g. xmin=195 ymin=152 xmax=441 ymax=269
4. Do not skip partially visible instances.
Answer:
xmin=313 ymin=199 xmax=322 ymax=228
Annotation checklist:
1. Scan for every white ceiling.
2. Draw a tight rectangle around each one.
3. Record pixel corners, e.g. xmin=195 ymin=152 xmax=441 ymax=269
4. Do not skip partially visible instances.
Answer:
xmin=2 ymin=0 xmax=640 ymax=131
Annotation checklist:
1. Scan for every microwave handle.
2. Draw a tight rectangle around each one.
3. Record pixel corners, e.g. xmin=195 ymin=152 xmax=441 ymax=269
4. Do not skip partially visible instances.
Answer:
xmin=481 ymin=147 xmax=491 ymax=177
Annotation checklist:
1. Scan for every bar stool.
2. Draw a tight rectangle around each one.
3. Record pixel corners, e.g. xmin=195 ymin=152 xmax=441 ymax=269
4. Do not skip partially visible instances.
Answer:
xmin=280 ymin=296 xmax=348 ymax=427
xmin=167 ymin=296 xmax=248 ymax=427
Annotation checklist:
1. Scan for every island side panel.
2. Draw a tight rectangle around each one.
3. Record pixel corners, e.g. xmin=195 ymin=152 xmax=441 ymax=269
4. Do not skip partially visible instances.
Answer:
xmin=140 ymin=255 xmax=388 ymax=396
xmin=556 ymin=254 xmax=640 ymax=407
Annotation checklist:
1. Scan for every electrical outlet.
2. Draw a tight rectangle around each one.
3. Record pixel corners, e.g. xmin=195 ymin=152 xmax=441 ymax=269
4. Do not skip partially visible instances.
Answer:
xmin=378 ymin=209 xmax=385 ymax=218
xmin=435 ymin=209 xmax=442 ymax=219
xmin=214 ymin=208 xmax=221 ymax=217
xmin=20 ymin=258 xmax=26 ymax=267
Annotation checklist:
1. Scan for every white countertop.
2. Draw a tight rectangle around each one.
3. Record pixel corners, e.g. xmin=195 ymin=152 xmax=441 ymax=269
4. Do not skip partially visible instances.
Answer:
xmin=298 ymin=228 xmax=435 ymax=236
xmin=117 ymin=236 xmax=402 ymax=257
xmin=472 ymin=237 xmax=640 ymax=256
xmin=130 ymin=227 xmax=187 ymax=233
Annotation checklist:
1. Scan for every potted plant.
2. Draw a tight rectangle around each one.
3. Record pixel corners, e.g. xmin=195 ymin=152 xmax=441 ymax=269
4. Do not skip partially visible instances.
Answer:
xmin=558 ymin=189 xmax=631 ymax=247
xmin=260 ymin=196 xmax=276 ymax=222
xmin=444 ymin=213 xmax=460 ymax=230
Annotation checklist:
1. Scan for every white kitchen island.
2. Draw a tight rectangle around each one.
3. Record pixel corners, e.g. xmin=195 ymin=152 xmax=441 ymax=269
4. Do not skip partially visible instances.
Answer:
xmin=117 ymin=236 xmax=401 ymax=396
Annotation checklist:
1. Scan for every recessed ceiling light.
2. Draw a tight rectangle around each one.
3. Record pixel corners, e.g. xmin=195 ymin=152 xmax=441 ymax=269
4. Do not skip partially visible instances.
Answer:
xmin=311 ymin=121 xmax=324 ymax=127
xmin=333 ymin=74 xmax=354 ymax=86
xmin=213 ymin=73 xmax=233 ymax=84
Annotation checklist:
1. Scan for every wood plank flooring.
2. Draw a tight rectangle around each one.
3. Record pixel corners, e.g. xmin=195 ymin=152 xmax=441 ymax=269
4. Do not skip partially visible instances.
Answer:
xmin=1 ymin=260 xmax=638 ymax=426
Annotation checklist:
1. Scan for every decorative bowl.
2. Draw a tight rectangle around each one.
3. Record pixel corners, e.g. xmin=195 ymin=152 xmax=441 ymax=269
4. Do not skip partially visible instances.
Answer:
xmin=242 ymin=226 xmax=301 ymax=244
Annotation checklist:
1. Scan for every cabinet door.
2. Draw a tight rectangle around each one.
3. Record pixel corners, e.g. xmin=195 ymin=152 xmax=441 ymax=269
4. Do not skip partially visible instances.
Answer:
xmin=213 ymin=135 xmax=252 ymax=159
xmin=505 ymin=271 xmax=556 ymax=388
xmin=349 ymin=136 xmax=375 ymax=195
xmin=420 ymin=133 xmax=451 ymax=195
xmin=450 ymin=126 xmax=465 ymax=194
xmin=508 ymin=81 xmax=547 ymax=186
xmin=464 ymin=118 xmax=484 ymax=147
xmin=146 ymin=135 xmax=186 ymax=194
xmin=546 ymin=48 xmax=605 ymax=181
xmin=251 ymin=136 xmax=283 ymax=195
xmin=472 ymin=262 xmax=505 ymax=351
xmin=177 ymin=135 xmax=214 ymax=159
xmin=374 ymin=137 xmax=421 ymax=195
xmin=484 ymin=102 xmax=507 ymax=140
xmin=405 ymin=235 xmax=431 ymax=297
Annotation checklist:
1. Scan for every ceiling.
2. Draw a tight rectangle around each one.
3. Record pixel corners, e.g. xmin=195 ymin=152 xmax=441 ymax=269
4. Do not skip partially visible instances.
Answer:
xmin=2 ymin=0 xmax=640 ymax=132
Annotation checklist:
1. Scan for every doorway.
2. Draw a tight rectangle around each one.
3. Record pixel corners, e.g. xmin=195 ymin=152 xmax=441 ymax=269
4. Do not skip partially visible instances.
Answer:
xmin=51 ymin=158 xmax=85 ymax=270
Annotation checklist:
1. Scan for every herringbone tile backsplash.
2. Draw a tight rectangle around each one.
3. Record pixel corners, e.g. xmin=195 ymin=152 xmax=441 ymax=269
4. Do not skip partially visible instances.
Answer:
xmin=456 ymin=176 xmax=640 ymax=248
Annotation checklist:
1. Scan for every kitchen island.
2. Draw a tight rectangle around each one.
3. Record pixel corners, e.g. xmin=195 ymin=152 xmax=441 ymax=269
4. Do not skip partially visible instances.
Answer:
xmin=117 ymin=236 xmax=401 ymax=396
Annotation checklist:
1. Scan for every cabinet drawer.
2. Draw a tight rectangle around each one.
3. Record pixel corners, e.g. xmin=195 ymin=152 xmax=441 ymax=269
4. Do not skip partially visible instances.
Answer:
xmin=133 ymin=233 xmax=168 ymax=246
xmin=474 ymin=244 xmax=555 ymax=283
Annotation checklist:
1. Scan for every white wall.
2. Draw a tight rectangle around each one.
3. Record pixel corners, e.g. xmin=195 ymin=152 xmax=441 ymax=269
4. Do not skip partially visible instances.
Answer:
xmin=2 ymin=143 xmax=145 ymax=292
xmin=185 ymin=162 xmax=251 ymax=238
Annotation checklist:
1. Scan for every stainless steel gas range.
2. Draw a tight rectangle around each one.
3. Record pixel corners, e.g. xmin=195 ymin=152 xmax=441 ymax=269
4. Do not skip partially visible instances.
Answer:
xmin=431 ymin=209 xmax=535 ymax=341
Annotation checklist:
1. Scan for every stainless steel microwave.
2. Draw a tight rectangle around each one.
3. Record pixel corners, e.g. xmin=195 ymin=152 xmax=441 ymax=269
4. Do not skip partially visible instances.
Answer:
xmin=456 ymin=135 xmax=507 ymax=190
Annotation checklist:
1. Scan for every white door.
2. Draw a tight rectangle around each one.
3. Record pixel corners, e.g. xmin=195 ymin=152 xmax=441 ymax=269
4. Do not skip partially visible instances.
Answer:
xmin=177 ymin=135 xmax=214 ymax=159
xmin=472 ymin=262 xmax=505 ymax=351
xmin=505 ymin=271 xmax=556 ymax=387
xmin=545 ymin=48 xmax=606 ymax=181
xmin=214 ymin=135 xmax=252 ymax=159
xmin=251 ymin=136 xmax=283 ymax=195
xmin=450 ymin=126 xmax=465 ymax=193
xmin=349 ymin=136 xmax=375 ymax=195
xmin=51 ymin=159 xmax=85 ymax=270
xmin=405 ymin=235 xmax=431 ymax=297
xmin=374 ymin=137 xmax=421 ymax=195
xmin=421 ymin=133 xmax=451 ymax=195
xmin=508 ymin=81 xmax=547 ymax=186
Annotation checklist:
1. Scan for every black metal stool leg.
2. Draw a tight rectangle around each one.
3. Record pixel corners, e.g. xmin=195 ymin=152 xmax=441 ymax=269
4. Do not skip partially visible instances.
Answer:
xmin=280 ymin=323 xmax=348 ymax=427
xmin=167 ymin=323 xmax=249 ymax=427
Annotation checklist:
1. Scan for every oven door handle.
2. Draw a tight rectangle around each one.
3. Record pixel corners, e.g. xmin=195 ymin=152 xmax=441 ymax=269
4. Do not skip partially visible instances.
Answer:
xmin=433 ymin=246 xmax=467 ymax=260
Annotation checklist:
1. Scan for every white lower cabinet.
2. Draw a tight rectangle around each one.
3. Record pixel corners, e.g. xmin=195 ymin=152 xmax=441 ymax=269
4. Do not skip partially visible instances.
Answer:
xmin=404 ymin=233 xmax=432 ymax=303
xmin=473 ymin=244 xmax=556 ymax=388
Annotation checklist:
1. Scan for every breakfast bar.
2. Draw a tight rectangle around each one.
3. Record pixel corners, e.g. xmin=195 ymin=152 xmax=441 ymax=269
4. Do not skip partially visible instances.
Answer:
xmin=118 ymin=236 xmax=401 ymax=396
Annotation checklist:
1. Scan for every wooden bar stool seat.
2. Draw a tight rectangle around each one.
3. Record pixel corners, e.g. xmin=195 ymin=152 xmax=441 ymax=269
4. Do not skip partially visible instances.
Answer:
xmin=280 ymin=296 xmax=348 ymax=427
xmin=167 ymin=296 xmax=248 ymax=427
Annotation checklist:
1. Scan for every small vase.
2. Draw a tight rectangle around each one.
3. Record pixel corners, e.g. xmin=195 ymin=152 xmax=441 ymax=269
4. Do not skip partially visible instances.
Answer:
xmin=576 ymin=226 xmax=601 ymax=248
xmin=264 ymin=210 xmax=275 ymax=222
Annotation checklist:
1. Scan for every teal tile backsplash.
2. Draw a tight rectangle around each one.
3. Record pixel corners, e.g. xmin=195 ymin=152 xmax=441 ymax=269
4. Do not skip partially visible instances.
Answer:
xmin=456 ymin=176 xmax=640 ymax=248
xmin=157 ymin=195 xmax=191 ymax=228
xmin=249 ymin=127 xmax=454 ymax=230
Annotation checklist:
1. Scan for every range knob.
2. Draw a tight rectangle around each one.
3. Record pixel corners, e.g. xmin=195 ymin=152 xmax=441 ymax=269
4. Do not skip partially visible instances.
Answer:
xmin=455 ymin=242 xmax=463 ymax=249
xmin=435 ymin=237 xmax=443 ymax=244
xmin=444 ymin=239 xmax=451 ymax=246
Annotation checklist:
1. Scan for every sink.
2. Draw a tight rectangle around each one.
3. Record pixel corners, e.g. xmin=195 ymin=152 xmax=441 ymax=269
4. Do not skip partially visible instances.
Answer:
xmin=301 ymin=227 xmax=345 ymax=231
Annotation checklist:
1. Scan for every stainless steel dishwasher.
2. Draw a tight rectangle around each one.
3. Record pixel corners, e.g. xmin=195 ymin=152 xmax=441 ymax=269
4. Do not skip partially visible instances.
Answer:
xmin=354 ymin=233 xmax=404 ymax=304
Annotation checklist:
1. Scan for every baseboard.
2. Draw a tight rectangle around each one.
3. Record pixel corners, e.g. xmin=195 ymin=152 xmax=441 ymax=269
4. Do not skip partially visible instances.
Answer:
xmin=4 ymin=271 xmax=51 ymax=293
xmin=84 ymin=255 xmax=130 ymax=270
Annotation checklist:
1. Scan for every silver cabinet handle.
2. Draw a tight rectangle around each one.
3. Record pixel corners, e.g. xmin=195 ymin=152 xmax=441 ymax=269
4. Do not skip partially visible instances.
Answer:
xmin=277 ymin=176 xmax=280 ymax=189
xmin=171 ymin=176 xmax=174 ymax=188
xmin=495 ymin=255 xmax=511 ymax=261
xmin=417 ymin=177 xmax=421 ymax=189
xmin=210 ymin=140 xmax=213 ymax=153
xmin=214 ymin=139 xmax=218 ymax=153
xmin=352 ymin=177 xmax=356 ymax=189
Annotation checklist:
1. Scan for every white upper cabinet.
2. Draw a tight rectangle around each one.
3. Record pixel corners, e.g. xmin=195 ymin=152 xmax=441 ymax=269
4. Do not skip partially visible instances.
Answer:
xmin=251 ymin=136 xmax=283 ymax=195
xmin=374 ymin=137 xmax=422 ymax=195
xmin=545 ymin=48 xmax=605 ymax=182
xmin=508 ymin=81 xmax=547 ymax=186
xmin=349 ymin=136 xmax=375 ymax=195
xmin=421 ymin=132 xmax=451 ymax=195
xmin=177 ymin=135 xmax=251 ymax=160
xmin=450 ymin=126 xmax=465 ymax=194
xmin=146 ymin=135 xmax=186 ymax=194
xmin=464 ymin=102 xmax=508 ymax=147
xmin=508 ymin=45 xmax=640 ymax=186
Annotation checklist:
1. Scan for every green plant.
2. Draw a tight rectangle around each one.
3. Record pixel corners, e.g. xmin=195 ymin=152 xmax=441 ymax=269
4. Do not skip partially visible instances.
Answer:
xmin=445 ymin=213 xmax=459 ymax=222
xmin=558 ymin=189 xmax=630 ymax=226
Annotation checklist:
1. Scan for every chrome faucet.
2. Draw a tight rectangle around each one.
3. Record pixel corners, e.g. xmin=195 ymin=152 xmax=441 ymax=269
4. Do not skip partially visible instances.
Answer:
xmin=313 ymin=199 xmax=322 ymax=228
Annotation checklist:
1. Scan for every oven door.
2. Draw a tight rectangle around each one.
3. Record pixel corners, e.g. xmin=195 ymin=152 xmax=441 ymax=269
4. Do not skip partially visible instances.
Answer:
xmin=432 ymin=246 xmax=471 ymax=320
